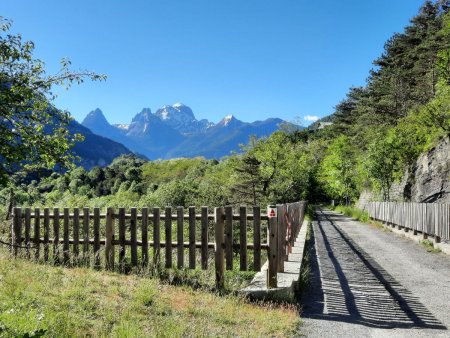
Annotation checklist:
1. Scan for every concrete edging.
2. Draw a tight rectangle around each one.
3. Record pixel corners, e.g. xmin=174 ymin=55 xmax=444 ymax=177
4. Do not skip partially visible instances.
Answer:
xmin=239 ymin=219 xmax=309 ymax=301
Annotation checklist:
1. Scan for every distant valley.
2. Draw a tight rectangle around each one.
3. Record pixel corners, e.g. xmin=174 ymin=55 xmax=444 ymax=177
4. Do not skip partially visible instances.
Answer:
xmin=80 ymin=103 xmax=299 ymax=161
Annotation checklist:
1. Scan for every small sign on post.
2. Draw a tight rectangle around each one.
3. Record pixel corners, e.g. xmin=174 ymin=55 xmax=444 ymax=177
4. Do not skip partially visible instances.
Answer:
xmin=267 ymin=206 xmax=277 ymax=218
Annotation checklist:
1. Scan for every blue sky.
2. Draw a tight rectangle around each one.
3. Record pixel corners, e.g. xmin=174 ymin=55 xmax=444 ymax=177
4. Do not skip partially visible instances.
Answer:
xmin=3 ymin=0 xmax=425 ymax=125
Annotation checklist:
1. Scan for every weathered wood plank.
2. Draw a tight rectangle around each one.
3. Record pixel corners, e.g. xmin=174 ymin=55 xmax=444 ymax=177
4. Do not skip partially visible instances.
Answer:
xmin=83 ymin=207 xmax=89 ymax=266
xmin=105 ymin=207 xmax=115 ymax=270
xmin=24 ymin=208 xmax=31 ymax=259
xmin=63 ymin=208 xmax=70 ymax=265
xmin=201 ymin=206 xmax=208 ymax=270
xmin=44 ymin=208 xmax=50 ymax=262
xmin=215 ymin=207 xmax=225 ymax=289
xmin=53 ymin=208 xmax=60 ymax=264
xmin=142 ymin=207 xmax=149 ymax=267
xmin=73 ymin=208 xmax=80 ymax=263
xmin=118 ymin=208 xmax=126 ymax=271
xmin=153 ymin=207 xmax=161 ymax=266
xmin=189 ymin=206 xmax=196 ymax=269
xmin=93 ymin=208 xmax=100 ymax=269
xmin=253 ymin=206 xmax=261 ymax=271
xmin=130 ymin=207 xmax=138 ymax=267
xmin=225 ymin=206 xmax=233 ymax=270
xmin=267 ymin=205 xmax=278 ymax=288
xmin=177 ymin=206 xmax=184 ymax=268
xmin=34 ymin=208 xmax=40 ymax=260
xmin=239 ymin=206 xmax=247 ymax=271
xmin=165 ymin=207 xmax=172 ymax=268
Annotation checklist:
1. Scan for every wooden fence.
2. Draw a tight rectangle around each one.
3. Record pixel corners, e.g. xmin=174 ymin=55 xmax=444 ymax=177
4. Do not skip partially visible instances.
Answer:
xmin=367 ymin=202 xmax=450 ymax=242
xmin=11 ymin=202 xmax=306 ymax=288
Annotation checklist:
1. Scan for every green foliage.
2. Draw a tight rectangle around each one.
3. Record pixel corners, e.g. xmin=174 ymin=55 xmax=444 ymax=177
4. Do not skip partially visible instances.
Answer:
xmin=0 ymin=17 xmax=105 ymax=187
xmin=334 ymin=205 xmax=370 ymax=223
xmin=319 ymin=136 xmax=358 ymax=204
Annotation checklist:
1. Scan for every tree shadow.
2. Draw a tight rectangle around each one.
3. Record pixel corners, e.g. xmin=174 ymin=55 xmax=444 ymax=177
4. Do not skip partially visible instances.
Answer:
xmin=299 ymin=209 xmax=446 ymax=330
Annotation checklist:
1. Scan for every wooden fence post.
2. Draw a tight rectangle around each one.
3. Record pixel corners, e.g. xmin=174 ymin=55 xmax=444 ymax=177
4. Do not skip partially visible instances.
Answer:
xmin=142 ymin=207 xmax=149 ymax=267
xmin=12 ymin=207 xmax=21 ymax=257
xmin=153 ymin=207 xmax=161 ymax=267
xmin=189 ymin=206 xmax=196 ymax=269
xmin=201 ymin=206 xmax=208 ymax=270
xmin=130 ymin=207 xmax=138 ymax=267
xmin=277 ymin=205 xmax=285 ymax=272
xmin=105 ymin=207 xmax=115 ymax=270
xmin=63 ymin=208 xmax=70 ymax=265
xmin=214 ymin=207 xmax=225 ymax=290
xmin=253 ymin=206 xmax=261 ymax=271
xmin=43 ymin=208 xmax=50 ymax=262
xmin=239 ymin=206 xmax=247 ymax=271
xmin=83 ymin=207 xmax=90 ymax=266
xmin=118 ymin=208 xmax=126 ymax=271
xmin=267 ymin=204 xmax=278 ymax=288
xmin=93 ymin=208 xmax=101 ymax=269
xmin=24 ymin=208 xmax=31 ymax=259
xmin=54 ymin=208 xmax=60 ymax=265
xmin=165 ymin=207 xmax=173 ymax=269
xmin=73 ymin=208 xmax=80 ymax=264
xmin=177 ymin=206 xmax=184 ymax=268
xmin=34 ymin=208 xmax=40 ymax=260
xmin=225 ymin=206 xmax=233 ymax=270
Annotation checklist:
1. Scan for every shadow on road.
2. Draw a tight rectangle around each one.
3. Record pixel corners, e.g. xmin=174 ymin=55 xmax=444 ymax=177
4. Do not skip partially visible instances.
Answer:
xmin=300 ymin=208 xmax=446 ymax=330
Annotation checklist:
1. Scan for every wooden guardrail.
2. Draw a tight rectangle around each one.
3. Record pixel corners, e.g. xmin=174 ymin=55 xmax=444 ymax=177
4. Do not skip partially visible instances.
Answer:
xmin=11 ymin=202 xmax=307 ymax=289
xmin=367 ymin=202 xmax=450 ymax=242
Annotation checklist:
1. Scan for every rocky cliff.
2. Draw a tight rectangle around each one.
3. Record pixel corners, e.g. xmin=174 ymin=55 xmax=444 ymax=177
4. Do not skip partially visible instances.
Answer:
xmin=358 ymin=136 xmax=450 ymax=209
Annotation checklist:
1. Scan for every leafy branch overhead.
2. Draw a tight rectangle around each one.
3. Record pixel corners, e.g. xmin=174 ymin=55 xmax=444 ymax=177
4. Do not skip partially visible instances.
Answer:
xmin=0 ymin=17 xmax=106 ymax=186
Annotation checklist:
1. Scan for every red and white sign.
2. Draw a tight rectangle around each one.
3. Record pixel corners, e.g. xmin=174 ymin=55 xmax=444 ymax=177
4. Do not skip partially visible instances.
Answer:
xmin=267 ymin=206 xmax=277 ymax=218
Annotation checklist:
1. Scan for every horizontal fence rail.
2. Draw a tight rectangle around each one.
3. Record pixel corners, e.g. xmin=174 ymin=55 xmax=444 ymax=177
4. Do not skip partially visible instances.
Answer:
xmin=367 ymin=202 xmax=450 ymax=242
xmin=11 ymin=202 xmax=307 ymax=288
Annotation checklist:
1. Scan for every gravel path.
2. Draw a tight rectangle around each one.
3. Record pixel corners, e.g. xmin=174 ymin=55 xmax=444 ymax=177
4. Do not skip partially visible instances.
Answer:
xmin=299 ymin=207 xmax=450 ymax=338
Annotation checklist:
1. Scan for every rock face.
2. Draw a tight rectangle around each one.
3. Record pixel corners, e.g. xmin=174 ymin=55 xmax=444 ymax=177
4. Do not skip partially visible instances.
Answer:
xmin=358 ymin=137 xmax=450 ymax=207
xmin=408 ymin=137 xmax=450 ymax=203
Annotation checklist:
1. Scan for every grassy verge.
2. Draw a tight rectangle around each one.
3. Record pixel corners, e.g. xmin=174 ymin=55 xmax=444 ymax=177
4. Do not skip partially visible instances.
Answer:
xmin=420 ymin=239 xmax=442 ymax=253
xmin=0 ymin=249 xmax=300 ymax=337
xmin=333 ymin=205 xmax=370 ymax=223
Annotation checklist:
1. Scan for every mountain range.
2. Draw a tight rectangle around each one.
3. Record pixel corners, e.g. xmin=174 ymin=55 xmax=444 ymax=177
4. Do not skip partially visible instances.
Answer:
xmin=81 ymin=103 xmax=298 ymax=160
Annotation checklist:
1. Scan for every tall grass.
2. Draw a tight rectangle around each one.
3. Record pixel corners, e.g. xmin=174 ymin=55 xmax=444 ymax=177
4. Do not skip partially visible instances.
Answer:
xmin=334 ymin=205 xmax=370 ymax=223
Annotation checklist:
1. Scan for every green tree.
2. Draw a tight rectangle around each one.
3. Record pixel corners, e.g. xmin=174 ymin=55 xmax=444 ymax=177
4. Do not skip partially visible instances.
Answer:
xmin=0 ymin=18 xmax=105 ymax=186
xmin=319 ymin=136 xmax=358 ymax=205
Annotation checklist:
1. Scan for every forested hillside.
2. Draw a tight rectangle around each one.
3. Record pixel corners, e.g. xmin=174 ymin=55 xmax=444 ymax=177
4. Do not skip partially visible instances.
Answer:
xmin=2 ymin=1 xmax=450 ymax=217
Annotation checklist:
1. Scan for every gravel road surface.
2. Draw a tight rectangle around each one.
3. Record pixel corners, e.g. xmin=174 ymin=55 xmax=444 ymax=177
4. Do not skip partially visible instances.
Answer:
xmin=299 ymin=207 xmax=450 ymax=337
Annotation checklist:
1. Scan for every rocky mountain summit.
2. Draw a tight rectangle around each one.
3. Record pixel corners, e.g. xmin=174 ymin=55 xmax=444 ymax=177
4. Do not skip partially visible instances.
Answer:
xmin=82 ymin=103 xmax=297 ymax=159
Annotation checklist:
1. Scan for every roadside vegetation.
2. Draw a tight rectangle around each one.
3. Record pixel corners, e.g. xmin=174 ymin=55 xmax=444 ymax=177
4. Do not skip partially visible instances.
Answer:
xmin=0 ymin=248 xmax=300 ymax=337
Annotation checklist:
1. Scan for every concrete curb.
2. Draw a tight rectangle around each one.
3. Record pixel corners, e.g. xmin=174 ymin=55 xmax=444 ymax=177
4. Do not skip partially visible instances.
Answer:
xmin=239 ymin=219 xmax=309 ymax=301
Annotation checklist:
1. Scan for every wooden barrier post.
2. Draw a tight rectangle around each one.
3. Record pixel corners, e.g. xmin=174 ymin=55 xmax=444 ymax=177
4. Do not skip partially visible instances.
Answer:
xmin=142 ymin=207 xmax=149 ymax=267
xmin=43 ymin=208 xmax=50 ymax=262
xmin=253 ymin=206 xmax=261 ymax=271
xmin=201 ymin=206 xmax=208 ymax=270
xmin=130 ymin=208 xmax=138 ymax=267
xmin=93 ymin=208 xmax=101 ymax=269
xmin=118 ymin=208 xmax=126 ymax=271
xmin=12 ymin=207 xmax=21 ymax=257
xmin=63 ymin=208 xmax=70 ymax=265
xmin=239 ymin=206 xmax=247 ymax=271
xmin=54 ymin=208 xmax=60 ymax=265
xmin=214 ymin=207 xmax=225 ymax=290
xmin=34 ymin=207 xmax=40 ymax=260
xmin=165 ymin=207 xmax=173 ymax=268
xmin=105 ymin=207 xmax=115 ymax=270
xmin=225 ymin=206 xmax=233 ymax=270
xmin=73 ymin=208 xmax=79 ymax=264
xmin=83 ymin=207 xmax=90 ymax=266
xmin=153 ymin=207 xmax=161 ymax=267
xmin=189 ymin=206 xmax=196 ymax=269
xmin=277 ymin=205 xmax=285 ymax=272
xmin=177 ymin=207 xmax=184 ymax=268
xmin=24 ymin=208 xmax=31 ymax=259
xmin=267 ymin=204 xmax=278 ymax=288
